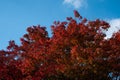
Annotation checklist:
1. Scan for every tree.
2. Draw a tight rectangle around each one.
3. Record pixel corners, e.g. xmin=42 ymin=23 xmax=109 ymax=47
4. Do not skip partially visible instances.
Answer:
xmin=0 ymin=10 xmax=119 ymax=80
xmin=0 ymin=41 xmax=22 ymax=80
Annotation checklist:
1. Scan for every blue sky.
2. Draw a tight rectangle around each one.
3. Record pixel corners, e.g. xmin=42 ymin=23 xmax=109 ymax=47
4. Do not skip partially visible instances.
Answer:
xmin=0 ymin=0 xmax=120 ymax=50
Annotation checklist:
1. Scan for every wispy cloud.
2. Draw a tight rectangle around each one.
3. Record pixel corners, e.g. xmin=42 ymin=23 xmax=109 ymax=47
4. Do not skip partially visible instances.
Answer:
xmin=63 ymin=0 xmax=87 ymax=9
xmin=106 ymin=18 xmax=120 ymax=38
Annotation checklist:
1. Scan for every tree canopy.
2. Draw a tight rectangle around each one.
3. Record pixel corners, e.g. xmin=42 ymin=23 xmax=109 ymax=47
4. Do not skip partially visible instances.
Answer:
xmin=0 ymin=10 xmax=120 ymax=80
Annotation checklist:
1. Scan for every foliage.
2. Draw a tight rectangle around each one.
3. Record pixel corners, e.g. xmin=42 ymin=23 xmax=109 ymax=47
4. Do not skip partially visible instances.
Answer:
xmin=0 ymin=10 xmax=120 ymax=80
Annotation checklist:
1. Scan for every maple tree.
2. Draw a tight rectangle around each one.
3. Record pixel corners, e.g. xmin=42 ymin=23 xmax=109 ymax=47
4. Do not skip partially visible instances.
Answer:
xmin=0 ymin=10 xmax=120 ymax=80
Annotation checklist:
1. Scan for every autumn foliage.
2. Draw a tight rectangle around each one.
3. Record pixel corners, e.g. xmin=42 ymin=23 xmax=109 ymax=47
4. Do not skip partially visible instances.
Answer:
xmin=0 ymin=10 xmax=120 ymax=80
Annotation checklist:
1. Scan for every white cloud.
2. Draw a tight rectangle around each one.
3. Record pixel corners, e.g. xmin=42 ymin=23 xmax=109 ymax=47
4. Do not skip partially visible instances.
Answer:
xmin=63 ymin=0 xmax=87 ymax=9
xmin=106 ymin=18 xmax=120 ymax=38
